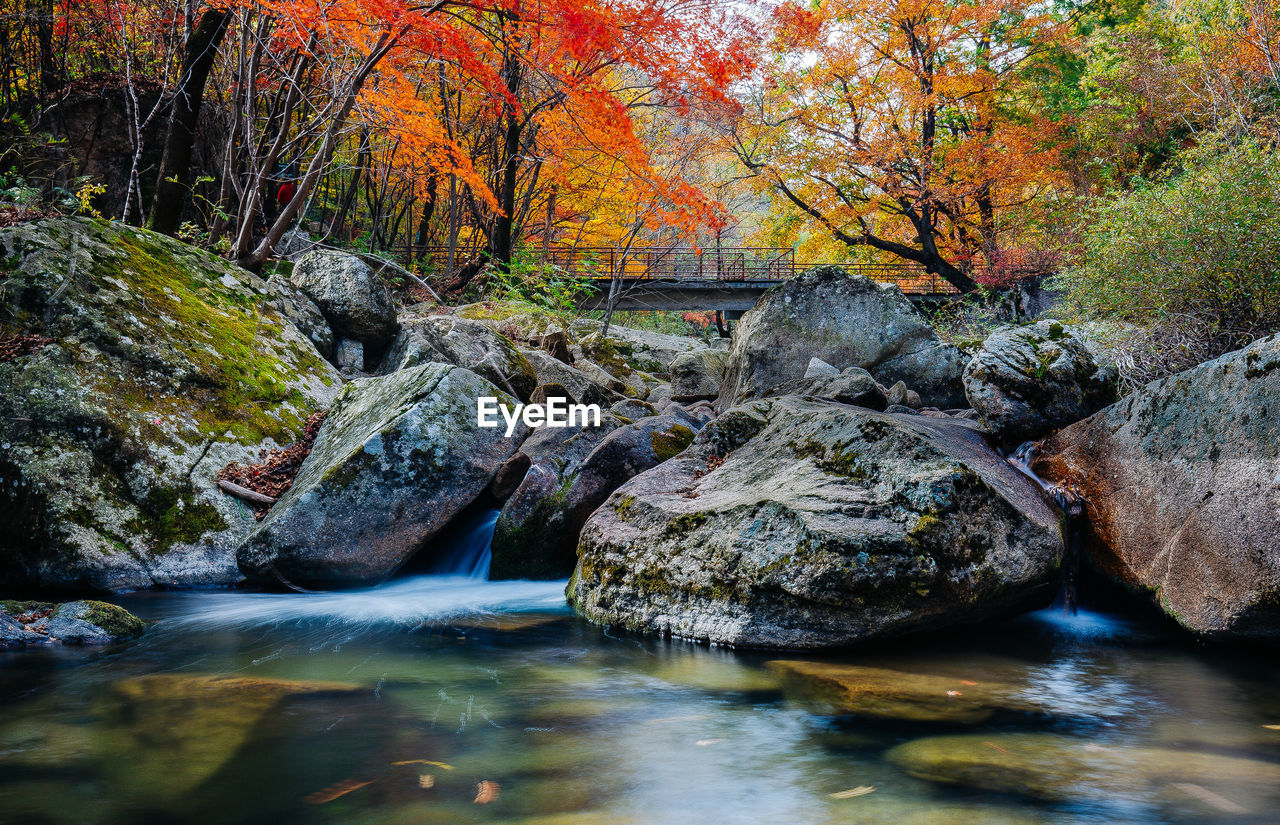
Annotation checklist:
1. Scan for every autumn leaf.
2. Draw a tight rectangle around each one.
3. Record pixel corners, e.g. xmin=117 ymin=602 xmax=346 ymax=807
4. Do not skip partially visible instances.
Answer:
xmin=304 ymin=779 xmax=374 ymax=804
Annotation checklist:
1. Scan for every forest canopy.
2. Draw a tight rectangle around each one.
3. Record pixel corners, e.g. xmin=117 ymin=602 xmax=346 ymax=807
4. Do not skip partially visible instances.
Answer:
xmin=0 ymin=0 xmax=1276 ymax=361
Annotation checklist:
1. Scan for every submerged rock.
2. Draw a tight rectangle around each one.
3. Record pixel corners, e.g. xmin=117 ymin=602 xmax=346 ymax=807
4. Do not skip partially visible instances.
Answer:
xmin=768 ymin=660 xmax=1038 ymax=723
xmin=381 ymin=314 xmax=538 ymax=401
xmin=570 ymin=396 xmax=1063 ymax=648
xmin=963 ymin=320 xmax=1115 ymax=444
xmin=491 ymin=414 xmax=696 ymax=580
xmin=887 ymin=732 xmax=1280 ymax=808
xmin=718 ymin=266 xmax=968 ymax=409
xmin=0 ymin=218 xmax=341 ymax=592
xmin=290 ymin=249 xmax=397 ymax=351
xmin=238 ymin=363 xmax=526 ymax=588
xmin=1034 ymin=333 xmax=1280 ymax=640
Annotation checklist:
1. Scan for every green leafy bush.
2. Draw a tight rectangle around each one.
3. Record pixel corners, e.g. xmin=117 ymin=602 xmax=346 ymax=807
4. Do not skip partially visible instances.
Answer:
xmin=1057 ymin=140 xmax=1280 ymax=382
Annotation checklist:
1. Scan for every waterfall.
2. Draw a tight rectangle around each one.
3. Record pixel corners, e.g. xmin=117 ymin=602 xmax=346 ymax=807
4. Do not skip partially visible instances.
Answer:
xmin=1007 ymin=441 xmax=1085 ymax=615
xmin=429 ymin=508 xmax=501 ymax=579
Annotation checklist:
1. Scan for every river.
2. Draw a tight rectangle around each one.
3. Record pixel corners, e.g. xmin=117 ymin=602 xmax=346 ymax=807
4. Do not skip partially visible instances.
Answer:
xmin=2 ymin=522 xmax=1278 ymax=824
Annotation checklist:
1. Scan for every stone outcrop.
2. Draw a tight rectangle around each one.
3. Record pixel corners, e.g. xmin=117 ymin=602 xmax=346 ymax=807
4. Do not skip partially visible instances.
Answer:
xmin=238 ymin=363 xmax=526 ymax=588
xmin=0 ymin=218 xmax=341 ymax=592
xmin=963 ymin=320 xmax=1116 ymax=443
xmin=1034 ymin=333 xmax=1280 ymax=640
xmin=290 ymin=250 xmax=398 ymax=352
xmin=717 ymin=266 xmax=968 ymax=409
xmin=570 ymin=396 xmax=1063 ymax=648
xmin=669 ymin=348 xmax=729 ymax=401
xmin=490 ymin=413 xmax=697 ymax=580
xmin=380 ymin=314 xmax=538 ymax=401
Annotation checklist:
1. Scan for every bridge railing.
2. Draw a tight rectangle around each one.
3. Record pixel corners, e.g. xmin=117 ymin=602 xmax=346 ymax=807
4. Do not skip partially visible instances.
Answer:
xmin=399 ymin=245 xmax=962 ymax=295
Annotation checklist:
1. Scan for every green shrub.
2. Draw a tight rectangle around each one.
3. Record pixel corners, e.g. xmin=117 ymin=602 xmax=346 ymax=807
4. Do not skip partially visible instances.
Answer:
xmin=1059 ymin=140 xmax=1280 ymax=350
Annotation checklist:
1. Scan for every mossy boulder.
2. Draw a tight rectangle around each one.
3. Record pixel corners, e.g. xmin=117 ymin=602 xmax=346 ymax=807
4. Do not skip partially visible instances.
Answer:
xmin=490 ymin=413 xmax=695 ymax=580
xmin=962 ymin=320 xmax=1116 ymax=444
xmin=572 ymin=320 xmax=705 ymax=375
xmin=238 ymin=363 xmax=527 ymax=588
xmin=380 ymin=314 xmax=539 ymax=401
xmin=570 ymin=396 xmax=1063 ymax=648
xmin=0 ymin=599 xmax=145 ymax=647
xmin=0 ymin=217 xmax=342 ymax=592
xmin=1034 ymin=333 xmax=1280 ymax=640
xmin=718 ymin=266 xmax=968 ymax=409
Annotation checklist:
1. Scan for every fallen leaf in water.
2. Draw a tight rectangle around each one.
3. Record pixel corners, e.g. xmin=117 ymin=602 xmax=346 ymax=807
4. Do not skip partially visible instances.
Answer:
xmin=392 ymin=759 xmax=455 ymax=770
xmin=946 ymin=690 xmax=963 ymax=697
xmin=960 ymin=680 xmax=978 ymax=686
xmin=1264 ymin=724 xmax=1280 ymax=730
xmin=983 ymin=741 xmax=1011 ymax=755
xmin=304 ymin=779 xmax=373 ymax=804
xmin=829 ymin=786 xmax=875 ymax=799
xmin=418 ymin=774 xmax=435 ymax=789
xmin=695 ymin=738 xmax=724 ymax=746
xmin=1171 ymin=782 xmax=1248 ymax=814
xmin=474 ymin=780 xmax=501 ymax=804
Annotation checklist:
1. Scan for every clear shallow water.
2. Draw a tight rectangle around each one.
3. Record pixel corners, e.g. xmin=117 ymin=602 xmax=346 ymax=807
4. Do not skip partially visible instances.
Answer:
xmin=1 ymin=581 xmax=1279 ymax=825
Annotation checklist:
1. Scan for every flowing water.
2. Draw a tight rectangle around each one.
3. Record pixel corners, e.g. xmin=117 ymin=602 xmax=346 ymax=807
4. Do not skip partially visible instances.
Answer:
xmin=2 ymin=515 xmax=1279 ymax=825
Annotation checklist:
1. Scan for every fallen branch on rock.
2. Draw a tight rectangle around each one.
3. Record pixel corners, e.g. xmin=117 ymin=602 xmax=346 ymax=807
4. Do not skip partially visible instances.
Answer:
xmin=216 ymin=410 xmax=326 ymax=519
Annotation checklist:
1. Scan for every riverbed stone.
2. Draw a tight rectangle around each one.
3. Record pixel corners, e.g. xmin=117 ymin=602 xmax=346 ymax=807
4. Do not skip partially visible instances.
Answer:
xmin=887 ymin=732 xmax=1280 ymax=807
xmin=490 ymin=414 xmax=696 ymax=580
xmin=570 ymin=396 xmax=1063 ymax=648
xmin=769 ymin=660 xmax=1038 ymax=723
xmin=521 ymin=347 xmax=622 ymax=407
xmin=1034 ymin=333 xmax=1280 ymax=640
xmin=238 ymin=363 xmax=527 ymax=588
xmin=381 ymin=314 xmax=538 ymax=401
xmin=767 ymin=367 xmax=889 ymax=411
xmin=963 ymin=320 xmax=1116 ymax=444
xmin=290 ymin=249 xmax=397 ymax=349
xmin=0 ymin=218 xmax=341 ymax=592
xmin=718 ymin=266 xmax=968 ymax=409
xmin=669 ymin=348 xmax=729 ymax=401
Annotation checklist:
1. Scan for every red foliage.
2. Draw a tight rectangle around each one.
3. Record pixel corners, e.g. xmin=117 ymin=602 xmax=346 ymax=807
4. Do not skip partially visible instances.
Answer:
xmin=0 ymin=334 xmax=54 ymax=362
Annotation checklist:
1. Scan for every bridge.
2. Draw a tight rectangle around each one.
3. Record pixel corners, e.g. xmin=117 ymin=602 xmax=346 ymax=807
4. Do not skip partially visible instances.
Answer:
xmin=406 ymin=245 xmax=960 ymax=316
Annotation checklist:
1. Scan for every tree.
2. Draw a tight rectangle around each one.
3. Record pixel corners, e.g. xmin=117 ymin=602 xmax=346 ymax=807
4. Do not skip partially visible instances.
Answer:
xmin=732 ymin=0 xmax=1068 ymax=292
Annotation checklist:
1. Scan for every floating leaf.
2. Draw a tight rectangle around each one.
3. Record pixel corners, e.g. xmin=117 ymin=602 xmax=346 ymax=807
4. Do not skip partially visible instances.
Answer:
xmin=829 ymin=785 xmax=875 ymax=799
xmin=304 ymin=779 xmax=373 ymax=804
xmin=695 ymin=738 xmax=724 ymax=746
xmin=418 ymin=774 xmax=435 ymax=789
xmin=392 ymin=759 xmax=455 ymax=770
xmin=1264 ymin=724 xmax=1280 ymax=731
xmin=474 ymin=780 xmax=501 ymax=804
xmin=946 ymin=690 xmax=963 ymax=697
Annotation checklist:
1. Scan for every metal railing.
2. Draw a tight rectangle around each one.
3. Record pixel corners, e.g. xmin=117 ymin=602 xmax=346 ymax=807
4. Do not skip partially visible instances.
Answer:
xmin=399 ymin=245 xmax=963 ymax=295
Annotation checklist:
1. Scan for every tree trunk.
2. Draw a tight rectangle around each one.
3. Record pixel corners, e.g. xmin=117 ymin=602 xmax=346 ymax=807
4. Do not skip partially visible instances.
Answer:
xmin=147 ymin=7 xmax=231 ymax=235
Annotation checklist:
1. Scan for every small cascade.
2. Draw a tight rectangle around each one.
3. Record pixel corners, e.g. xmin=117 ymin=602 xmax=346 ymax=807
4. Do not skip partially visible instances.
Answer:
xmin=1007 ymin=441 xmax=1086 ymax=616
xmin=430 ymin=508 xmax=501 ymax=579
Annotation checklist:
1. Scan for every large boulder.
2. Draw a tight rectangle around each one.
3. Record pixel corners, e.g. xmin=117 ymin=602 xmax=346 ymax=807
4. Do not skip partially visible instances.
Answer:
xmin=264 ymin=270 xmax=334 ymax=360
xmin=0 ymin=218 xmax=341 ymax=592
xmin=520 ymin=347 xmax=622 ymax=407
xmin=237 ymin=363 xmax=526 ymax=588
xmin=766 ymin=367 xmax=888 ymax=411
xmin=290 ymin=250 xmax=397 ymax=350
xmin=570 ymin=396 xmax=1063 ymax=648
xmin=0 ymin=599 xmax=145 ymax=647
xmin=490 ymin=413 xmax=697 ymax=580
xmin=718 ymin=266 xmax=968 ymax=409
xmin=380 ymin=314 xmax=538 ymax=401
xmin=669 ymin=348 xmax=729 ymax=401
xmin=572 ymin=320 xmax=706 ymax=374
xmin=1034 ymin=334 xmax=1280 ymax=640
xmin=963 ymin=320 xmax=1116 ymax=444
